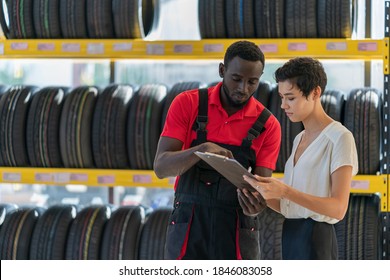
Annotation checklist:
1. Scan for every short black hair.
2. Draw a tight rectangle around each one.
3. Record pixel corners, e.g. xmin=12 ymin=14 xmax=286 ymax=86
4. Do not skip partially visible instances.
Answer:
xmin=274 ymin=57 xmax=327 ymax=98
xmin=224 ymin=40 xmax=265 ymax=68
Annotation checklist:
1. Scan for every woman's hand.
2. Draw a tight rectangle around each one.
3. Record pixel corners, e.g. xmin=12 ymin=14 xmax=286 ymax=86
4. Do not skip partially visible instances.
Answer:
xmin=243 ymin=175 xmax=288 ymax=200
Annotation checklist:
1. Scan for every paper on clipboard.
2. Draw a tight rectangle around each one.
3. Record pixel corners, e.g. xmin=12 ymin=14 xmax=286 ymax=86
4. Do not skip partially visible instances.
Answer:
xmin=194 ymin=151 xmax=261 ymax=194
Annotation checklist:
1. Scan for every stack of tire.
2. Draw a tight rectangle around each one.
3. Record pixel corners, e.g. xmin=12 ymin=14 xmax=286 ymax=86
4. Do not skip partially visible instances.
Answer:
xmin=0 ymin=82 xmax=204 ymax=170
xmin=0 ymin=203 xmax=172 ymax=260
xmin=0 ymin=196 xmax=384 ymax=260
xmin=199 ymin=0 xmax=356 ymax=38
xmin=0 ymin=0 xmax=158 ymax=39
xmin=0 ymin=82 xmax=385 ymax=259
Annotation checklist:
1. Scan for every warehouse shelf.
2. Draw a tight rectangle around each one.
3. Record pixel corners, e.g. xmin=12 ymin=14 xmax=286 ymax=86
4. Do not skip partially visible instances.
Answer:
xmin=0 ymin=167 xmax=174 ymax=188
xmin=0 ymin=167 xmax=386 ymax=211
xmin=0 ymin=38 xmax=388 ymax=66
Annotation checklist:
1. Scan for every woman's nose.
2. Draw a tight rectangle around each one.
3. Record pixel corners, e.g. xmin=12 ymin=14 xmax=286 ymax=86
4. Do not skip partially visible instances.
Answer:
xmin=280 ymin=98 xmax=288 ymax=109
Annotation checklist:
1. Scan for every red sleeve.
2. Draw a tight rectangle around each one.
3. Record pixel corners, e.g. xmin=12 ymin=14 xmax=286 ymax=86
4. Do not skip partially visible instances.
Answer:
xmin=161 ymin=91 xmax=196 ymax=145
xmin=255 ymin=115 xmax=282 ymax=170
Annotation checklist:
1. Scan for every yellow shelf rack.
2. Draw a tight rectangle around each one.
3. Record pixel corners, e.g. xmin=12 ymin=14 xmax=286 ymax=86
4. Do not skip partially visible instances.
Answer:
xmin=0 ymin=38 xmax=388 ymax=66
xmin=0 ymin=167 xmax=174 ymax=188
xmin=0 ymin=168 xmax=387 ymax=211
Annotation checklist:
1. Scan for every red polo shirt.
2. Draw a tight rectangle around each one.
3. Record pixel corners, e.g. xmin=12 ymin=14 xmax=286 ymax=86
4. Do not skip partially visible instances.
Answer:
xmin=161 ymin=82 xmax=281 ymax=170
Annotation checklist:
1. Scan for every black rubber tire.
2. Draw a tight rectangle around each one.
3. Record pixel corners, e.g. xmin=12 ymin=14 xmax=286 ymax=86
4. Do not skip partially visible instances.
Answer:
xmin=138 ymin=207 xmax=171 ymax=260
xmin=320 ymin=89 xmax=346 ymax=122
xmin=92 ymin=84 xmax=134 ymax=169
xmin=0 ymin=86 xmax=38 ymax=167
xmin=59 ymin=0 xmax=88 ymax=38
xmin=8 ymin=0 xmax=35 ymax=38
xmin=101 ymin=206 xmax=145 ymax=260
xmin=127 ymin=90 xmax=140 ymax=169
xmin=0 ymin=203 xmax=18 ymax=226
xmin=254 ymin=80 xmax=272 ymax=108
xmin=86 ymin=0 xmax=114 ymax=38
xmin=286 ymin=0 xmax=317 ymax=38
xmin=26 ymin=87 xmax=67 ymax=167
xmin=33 ymin=0 xmax=62 ymax=38
xmin=66 ymin=205 xmax=111 ymax=260
xmin=0 ymin=207 xmax=44 ymax=259
xmin=59 ymin=86 xmax=98 ymax=168
xmin=225 ymin=0 xmax=244 ymax=38
xmin=0 ymin=0 xmax=10 ymax=38
xmin=258 ymin=207 xmax=284 ymax=259
xmin=113 ymin=0 xmax=156 ymax=38
xmin=344 ymin=88 xmax=381 ymax=174
xmin=214 ymin=0 xmax=227 ymax=38
xmin=336 ymin=194 xmax=381 ymax=259
xmin=30 ymin=205 xmax=77 ymax=260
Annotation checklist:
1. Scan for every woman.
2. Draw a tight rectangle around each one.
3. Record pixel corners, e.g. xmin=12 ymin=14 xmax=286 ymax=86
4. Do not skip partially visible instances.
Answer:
xmin=242 ymin=57 xmax=358 ymax=260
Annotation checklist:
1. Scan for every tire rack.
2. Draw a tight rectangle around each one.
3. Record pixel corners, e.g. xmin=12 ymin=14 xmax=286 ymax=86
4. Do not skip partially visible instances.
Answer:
xmin=382 ymin=1 xmax=390 ymax=260
xmin=0 ymin=3 xmax=389 ymax=260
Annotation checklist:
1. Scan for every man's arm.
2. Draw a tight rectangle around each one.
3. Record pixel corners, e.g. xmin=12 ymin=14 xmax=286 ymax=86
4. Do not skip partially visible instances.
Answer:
xmin=153 ymin=136 xmax=234 ymax=179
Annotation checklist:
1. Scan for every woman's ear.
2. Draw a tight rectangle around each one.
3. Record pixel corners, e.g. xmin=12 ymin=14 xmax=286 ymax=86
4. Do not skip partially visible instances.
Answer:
xmin=312 ymin=86 xmax=322 ymax=100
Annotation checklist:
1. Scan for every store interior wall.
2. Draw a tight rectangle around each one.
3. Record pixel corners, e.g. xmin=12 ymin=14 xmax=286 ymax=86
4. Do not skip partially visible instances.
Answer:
xmin=0 ymin=0 xmax=387 ymax=209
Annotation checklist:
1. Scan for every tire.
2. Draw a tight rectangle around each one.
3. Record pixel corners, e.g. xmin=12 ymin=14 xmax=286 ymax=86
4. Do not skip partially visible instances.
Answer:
xmin=92 ymin=84 xmax=134 ymax=169
xmin=66 ymin=205 xmax=111 ymax=260
xmin=138 ymin=208 xmax=171 ymax=260
xmin=59 ymin=0 xmax=88 ymax=38
xmin=258 ymin=208 xmax=284 ymax=259
xmin=30 ymin=205 xmax=77 ymax=259
xmin=101 ymin=206 xmax=145 ymax=259
xmin=0 ymin=207 xmax=45 ymax=259
xmin=335 ymin=194 xmax=381 ymax=259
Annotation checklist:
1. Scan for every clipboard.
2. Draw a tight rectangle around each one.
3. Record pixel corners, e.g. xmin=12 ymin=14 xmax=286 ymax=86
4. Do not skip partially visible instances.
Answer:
xmin=194 ymin=151 xmax=260 ymax=194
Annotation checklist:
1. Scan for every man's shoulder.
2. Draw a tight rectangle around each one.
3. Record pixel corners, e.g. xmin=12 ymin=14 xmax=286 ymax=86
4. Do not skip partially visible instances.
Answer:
xmin=172 ymin=88 xmax=200 ymax=103
xmin=251 ymin=99 xmax=280 ymax=127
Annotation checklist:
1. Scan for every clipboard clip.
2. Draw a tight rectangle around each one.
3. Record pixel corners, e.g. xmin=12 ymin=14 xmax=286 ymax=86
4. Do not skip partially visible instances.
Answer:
xmin=204 ymin=152 xmax=228 ymax=160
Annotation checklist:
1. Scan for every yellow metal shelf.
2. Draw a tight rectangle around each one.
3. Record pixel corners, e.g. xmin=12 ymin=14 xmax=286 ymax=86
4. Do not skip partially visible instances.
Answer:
xmin=0 ymin=38 xmax=388 ymax=68
xmin=0 ymin=168 xmax=387 ymax=210
xmin=0 ymin=167 xmax=174 ymax=188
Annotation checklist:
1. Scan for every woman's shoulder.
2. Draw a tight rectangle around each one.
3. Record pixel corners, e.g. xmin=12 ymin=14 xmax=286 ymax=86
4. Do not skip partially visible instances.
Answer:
xmin=325 ymin=121 xmax=354 ymax=143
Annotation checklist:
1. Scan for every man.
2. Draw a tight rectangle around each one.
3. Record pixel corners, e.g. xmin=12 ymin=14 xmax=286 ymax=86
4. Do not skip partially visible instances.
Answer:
xmin=154 ymin=40 xmax=281 ymax=259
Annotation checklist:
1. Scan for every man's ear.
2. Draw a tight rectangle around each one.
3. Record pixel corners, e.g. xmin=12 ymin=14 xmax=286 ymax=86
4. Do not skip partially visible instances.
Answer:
xmin=219 ymin=63 xmax=224 ymax=78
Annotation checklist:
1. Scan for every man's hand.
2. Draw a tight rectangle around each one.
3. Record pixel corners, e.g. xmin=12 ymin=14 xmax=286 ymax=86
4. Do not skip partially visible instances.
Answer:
xmin=237 ymin=188 xmax=267 ymax=216
xmin=199 ymin=142 xmax=234 ymax=158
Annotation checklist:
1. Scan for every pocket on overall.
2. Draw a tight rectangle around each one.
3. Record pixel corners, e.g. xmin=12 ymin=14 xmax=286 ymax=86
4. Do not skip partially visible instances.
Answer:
xmin=239 ymin=215 xmax=261 ymax=260
xmin=164 ymin=202 xmax=194 ymax=259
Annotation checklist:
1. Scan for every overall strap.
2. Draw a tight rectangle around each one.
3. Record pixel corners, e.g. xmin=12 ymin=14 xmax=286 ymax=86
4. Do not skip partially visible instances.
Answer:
xmin=242 ymin=107 xmax=272 ymax=147
xmin=192 ymin=88 xmax=209 ymax=143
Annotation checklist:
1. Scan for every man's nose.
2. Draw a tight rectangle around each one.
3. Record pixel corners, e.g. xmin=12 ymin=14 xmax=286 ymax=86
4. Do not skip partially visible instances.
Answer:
xmin=238 ymin=81 xmax=250 ymax=94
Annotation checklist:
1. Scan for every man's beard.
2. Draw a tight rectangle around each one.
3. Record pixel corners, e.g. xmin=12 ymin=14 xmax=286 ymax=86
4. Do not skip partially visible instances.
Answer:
xmin=222 ymin=82 xmax=253 ymax=109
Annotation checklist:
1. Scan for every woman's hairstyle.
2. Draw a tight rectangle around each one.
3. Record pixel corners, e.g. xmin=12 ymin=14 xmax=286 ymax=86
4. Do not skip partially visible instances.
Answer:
xmin=274 ymin=57 xmax=327 ymax=98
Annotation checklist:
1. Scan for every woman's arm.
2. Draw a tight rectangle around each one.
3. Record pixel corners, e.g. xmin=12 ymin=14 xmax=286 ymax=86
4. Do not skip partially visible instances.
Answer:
xmin=243 ymin=165 xmax=353 ymax=220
